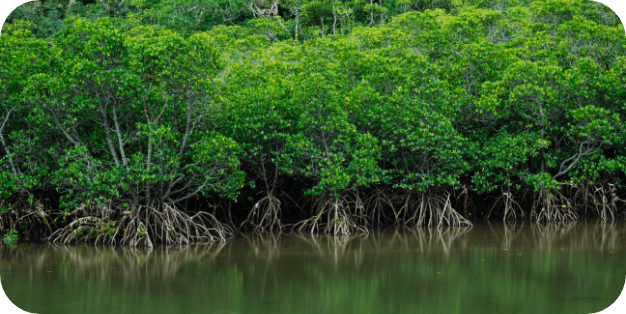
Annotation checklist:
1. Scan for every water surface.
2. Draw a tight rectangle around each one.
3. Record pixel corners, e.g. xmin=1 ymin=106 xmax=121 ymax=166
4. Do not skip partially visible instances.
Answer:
xmin=1 ymin=221 xmax=625 ymax=314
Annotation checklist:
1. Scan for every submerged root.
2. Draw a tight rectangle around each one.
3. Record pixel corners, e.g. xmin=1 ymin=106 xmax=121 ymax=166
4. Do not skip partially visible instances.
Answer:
xmin=588 ymin=220 xmax=626 ymax=250
xmin=531 ymin=220 xmax=577 ymax=251
xmin=501 ymin=221 xmax=522 ymax=250
xmin=242 ymin=232 xmax=281 ymax=262
xmin=293 ymin=232 xmax=367 ymax=268
xmin=240 ymin=194 xmax=283 ymax=233
xmin=293 ymin=192 xmax=368 ymax=236
xmin=404 ymin=226 xmax=472 ymax=256
xmin=42 ymin=242 xmax=228 ymax=280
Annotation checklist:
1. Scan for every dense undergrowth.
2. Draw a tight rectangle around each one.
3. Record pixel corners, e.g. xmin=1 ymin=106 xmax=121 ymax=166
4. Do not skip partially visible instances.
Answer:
xmin=1 ymin=0 xmax=626 ymax=246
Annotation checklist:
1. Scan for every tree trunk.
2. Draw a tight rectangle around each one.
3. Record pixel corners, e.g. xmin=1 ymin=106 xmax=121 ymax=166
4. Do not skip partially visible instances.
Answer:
xmin=294 ymin=8 xmax=300 ymax=40
xmin=369 ymin=0 xmax=375 ymax=27
xmin=332 ymin=1 xmax=337 ymax=35
xmin=66 ymin=0 xmax=76 ymax=17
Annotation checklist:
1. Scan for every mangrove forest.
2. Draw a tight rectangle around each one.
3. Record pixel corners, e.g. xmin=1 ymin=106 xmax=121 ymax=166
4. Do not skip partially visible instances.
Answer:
xmin=1 ymin=0 xmax=626 ymax=247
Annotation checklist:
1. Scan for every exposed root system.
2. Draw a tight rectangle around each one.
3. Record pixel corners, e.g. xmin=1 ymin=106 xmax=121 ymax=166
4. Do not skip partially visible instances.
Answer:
xmin=586 ymin=183 xmax=626 ymax=220
xmin=10 ymin=183 xmax=625 ymax=246
xmin=401 ymin=190 xmax=472 ymax=228
xmin=560 ymin=182 xmax=626 ymax=220
xmin=455 ymin=185 xmax=476 ymax=218
xmin=240 ymin=194 xmax=283 ymax=233
xmin=293 ymin=192 xmax=369 ymax=236
xmin=0 ymin=198 xmax=54 ymax=240
xmin=47 ymin=203 xmax=233 ymax=247
xmin=342 ymin=189 xmax=371 ymax=229
xmin=532 ymin=188 xmax=577 ymax=222
xmin=363 ymin=188 xmax=395 ymax=228
xmin=487 ymin=187 xmax=525 ymax=221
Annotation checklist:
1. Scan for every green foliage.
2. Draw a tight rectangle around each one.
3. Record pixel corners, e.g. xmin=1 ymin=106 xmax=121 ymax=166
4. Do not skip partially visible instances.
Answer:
xmin=1 ymin=0 xmax=625 ymax=234
xmin=23 ymin=17 xmax=245 ymax=210
xmin=99 ymin=221 xmax=117 ymax=239
xmin=0 ymin=20 xmax=53 ymax=206
xmin=137 ymin=227 xmax=147 ymax=237
xmin=2 ymin=230 xmax=19 ymax=244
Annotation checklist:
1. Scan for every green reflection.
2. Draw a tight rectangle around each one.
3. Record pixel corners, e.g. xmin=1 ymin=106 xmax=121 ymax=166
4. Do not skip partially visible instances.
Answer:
xmin=1 ymin=221 xmax=624 ymax=314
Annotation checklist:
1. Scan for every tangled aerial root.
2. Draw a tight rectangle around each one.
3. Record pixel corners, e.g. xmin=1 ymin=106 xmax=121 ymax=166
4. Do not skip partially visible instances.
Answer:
xmin=0 ymin=198 xmax=54 ymax=240
xmin=487 ymin=187 xmax=525 ymax=221
xmin=47 ymin=202 xmax=233 ymax=248
xmin=115 ymin=203 xmax=233 ymax=247
xmin=362 ymin=188 xmax=395 ymax=228
xmin=455 ymin=185 xmax=476 ymax=218
xmin=240 ymin=194 xmax=283 ymax=233
xmin=342 ymin=189 xmax=371 ymax=229
xmin=532 ymin=188 xmax=577 ymax=223
xmin=293 ymin=192 xmax=369 ymax=236
xmin=585 ymin=183 xmax=625 ymax=220
xmin=536 ymin=182 xmax=626 ymax=221
xmin=401 ymin=190 xmax=472 ymax=228
xmin=46 ymin=203 xmax=116 ymax=246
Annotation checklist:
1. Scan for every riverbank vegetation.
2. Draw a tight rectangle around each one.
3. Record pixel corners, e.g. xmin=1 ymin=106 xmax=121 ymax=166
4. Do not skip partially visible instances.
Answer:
xmin=1 ymin=0 xmax=626 ymax=246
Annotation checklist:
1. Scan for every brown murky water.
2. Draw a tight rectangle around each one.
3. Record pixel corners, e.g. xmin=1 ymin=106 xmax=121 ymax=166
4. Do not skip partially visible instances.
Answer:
xmin=1 ymin=221 xmax=625 ymax=314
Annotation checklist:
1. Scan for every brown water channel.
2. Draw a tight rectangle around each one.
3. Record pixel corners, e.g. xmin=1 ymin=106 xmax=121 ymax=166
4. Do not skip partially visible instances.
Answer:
xmin=1 ymin=221 xmax=625 ymax=314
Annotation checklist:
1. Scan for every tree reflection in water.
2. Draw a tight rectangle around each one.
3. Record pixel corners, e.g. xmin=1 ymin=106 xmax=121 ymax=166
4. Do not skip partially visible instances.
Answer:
xmin=0 ymin=222 xmax=624 ymax=314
